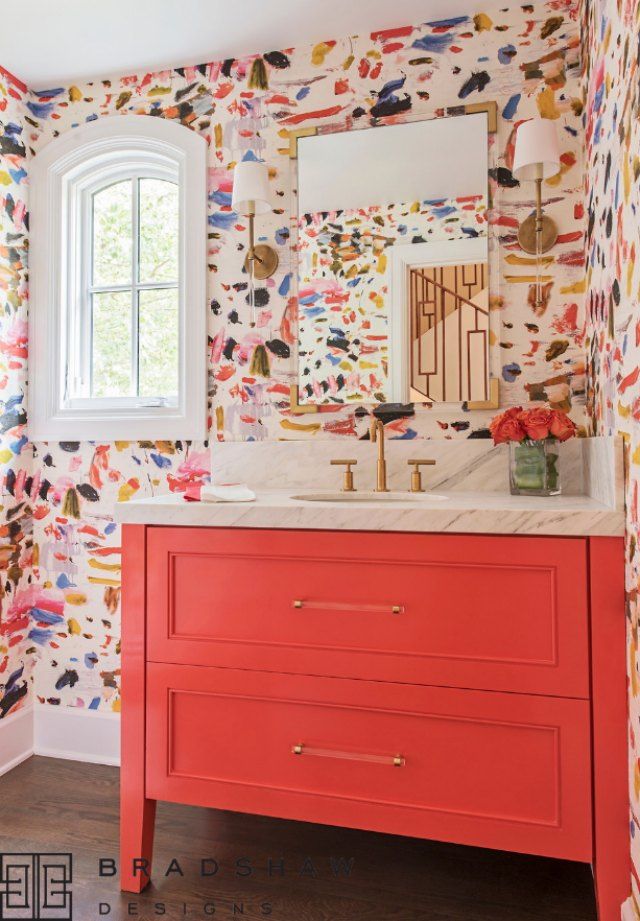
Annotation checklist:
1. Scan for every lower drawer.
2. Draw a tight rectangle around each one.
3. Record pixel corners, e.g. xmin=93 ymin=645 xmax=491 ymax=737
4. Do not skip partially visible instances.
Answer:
xmin=146 ymin=664 xmax=592 ymax=862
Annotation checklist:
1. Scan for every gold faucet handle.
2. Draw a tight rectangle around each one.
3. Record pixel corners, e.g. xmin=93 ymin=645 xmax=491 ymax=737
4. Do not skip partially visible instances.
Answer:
xmin=407 ymin=459 xmax=436 ymax=493
xmin=330 ymin=459 xmax=357 ymax=492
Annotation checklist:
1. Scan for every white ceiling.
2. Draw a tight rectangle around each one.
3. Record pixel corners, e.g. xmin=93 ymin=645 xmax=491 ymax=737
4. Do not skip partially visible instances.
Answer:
xmin=2 ymin=0 xmax=485 ymax=88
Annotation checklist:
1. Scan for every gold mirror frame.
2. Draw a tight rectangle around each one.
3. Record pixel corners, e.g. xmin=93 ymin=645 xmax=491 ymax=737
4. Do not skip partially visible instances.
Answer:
xmin=288 ymin=101 xmax=500 ymax=415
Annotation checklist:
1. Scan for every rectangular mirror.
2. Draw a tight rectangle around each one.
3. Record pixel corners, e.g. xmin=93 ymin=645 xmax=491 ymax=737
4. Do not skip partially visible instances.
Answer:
xmin=293 ymin=108 xmax=493 ymax=409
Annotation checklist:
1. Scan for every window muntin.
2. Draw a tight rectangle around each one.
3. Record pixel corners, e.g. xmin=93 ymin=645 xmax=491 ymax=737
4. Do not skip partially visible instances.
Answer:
xmin=73 ymin=169 xmax=179 ymax=404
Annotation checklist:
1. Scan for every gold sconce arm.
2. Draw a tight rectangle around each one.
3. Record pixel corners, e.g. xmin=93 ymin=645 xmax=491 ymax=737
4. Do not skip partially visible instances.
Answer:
xmin=517 ymin=177 xmax=558 ymax=256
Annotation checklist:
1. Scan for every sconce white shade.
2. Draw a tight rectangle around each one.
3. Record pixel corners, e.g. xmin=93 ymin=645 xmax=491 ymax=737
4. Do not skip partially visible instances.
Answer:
xmin=512 ymin=118 xmax=560 ymax=181
xmin=232 ymin=160 xmax=272 ymax=214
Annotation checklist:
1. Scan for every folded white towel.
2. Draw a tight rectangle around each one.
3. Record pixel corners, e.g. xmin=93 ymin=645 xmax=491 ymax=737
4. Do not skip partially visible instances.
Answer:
xmin=200 ymin=483 xmax=256 ymax=503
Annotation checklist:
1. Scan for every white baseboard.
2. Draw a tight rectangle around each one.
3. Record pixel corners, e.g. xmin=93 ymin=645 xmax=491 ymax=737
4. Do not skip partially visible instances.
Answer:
xmin=34 ymin=704 xmax=120 ymax=766
xmin=0 ymin=705 xmax=34 ymax=776
xmin=622 ymin=897 xmax=637 ymax=921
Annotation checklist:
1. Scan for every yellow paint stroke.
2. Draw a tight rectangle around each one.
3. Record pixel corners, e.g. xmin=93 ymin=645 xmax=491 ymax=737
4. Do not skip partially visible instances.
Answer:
xmin=547 ymin=153 xmax=576 ymax=187
xmin=504 ymin=253 xmax=554 ymax=267
xmin=342 ymin=54 xmax=355 ymax=71
xmin=628 ymin=258 xmax=635 ymax=298
xmin=560 ymin=279 xmax=586 ymax=294
xmin=503 ymin=274 xmax=553 ymax=283
xmin=623 ymin=152 xmax=631 ymax=202
xmin=280 ymin=418 xmax=322 ymax=433
xmin=148 ymin=85 xmax=172 ymax=97
xmin=0 ymin=171 xmax=12 ymax=186
xmin=312 ymin=42 xmax=334 ymax=66
xmin=88 ymin=558 xmax=122 ymax=572
xmin=216 ymin=405 xmax=224 ymax=432
xmin=214 ymin=123 xmax=223 ymax=149
xmin=114 ymin=441 xmax=131 ymax=451
xmin=67 ymin=617 xmax=81 ymax=635
xmin=377 ymin=252 xmax=387 ymax=274
xmin=537 ymin=87 xmax=560 ymax=119
xmin=0 ymin=448 xmax=12 ymax=464
xmin=65 ymin=594 xmax=87 ymax=606
xmin=617 ymin=400 xmax=631 ymax=419
xmin=112 ymin=699 xmax=121 ymax=713
xmin=118 ymin=481 xmax=138 ymax=503
xmin=339 ymin=360 xmax=354 ymax=371
xmin=632 ymin=444 xmax=640 ymax=466
xmin=69 ymin=85 xmax=83 ymax=102
xmin=474 ymin=12 xmax=493 ymax=31
xmin=88 ymin=576 xmax=121 ymax=587
xmin=154 ymin=441 xmax=176 ymax=455
xmin=360 ymin=361 xmax=377 ymax=369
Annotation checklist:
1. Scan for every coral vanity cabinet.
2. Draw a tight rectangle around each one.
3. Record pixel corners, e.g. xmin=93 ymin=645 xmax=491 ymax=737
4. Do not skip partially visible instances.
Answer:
xmin=120 ymin=525 xmax=628 ymax=920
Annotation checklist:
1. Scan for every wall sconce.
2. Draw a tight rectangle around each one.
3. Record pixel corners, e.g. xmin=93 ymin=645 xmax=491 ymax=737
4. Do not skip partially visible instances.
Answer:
xmin=232 ymin=160 xmax=278 ymax=328
xmin=232 ymin=160 xmax=279 ymax=283
xmin=512 ymin=118 xmax=560 ymax=255
xmin=512 ymin=118 xmax=560 ymax=311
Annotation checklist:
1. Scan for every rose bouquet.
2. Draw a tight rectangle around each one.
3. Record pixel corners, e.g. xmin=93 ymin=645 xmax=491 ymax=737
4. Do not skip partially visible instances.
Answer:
xmin=489 ymin=406 xmax=577 ymax=496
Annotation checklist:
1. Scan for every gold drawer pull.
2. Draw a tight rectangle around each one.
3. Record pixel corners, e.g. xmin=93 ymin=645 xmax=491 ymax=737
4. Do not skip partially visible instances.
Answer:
xmin=292 ymin=743 xmax=404 ymax=767
xmin=292 ymin=600 xmax=403 ymax=614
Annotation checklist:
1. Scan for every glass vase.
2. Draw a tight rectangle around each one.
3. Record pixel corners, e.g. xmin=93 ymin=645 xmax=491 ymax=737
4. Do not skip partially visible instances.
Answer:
xmin=509 ymin=439 xmax=560 ymax=496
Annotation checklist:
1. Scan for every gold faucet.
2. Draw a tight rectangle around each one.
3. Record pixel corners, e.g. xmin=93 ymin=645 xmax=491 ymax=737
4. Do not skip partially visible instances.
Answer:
xmin=369 ymin=416 xmax=389 ymax=492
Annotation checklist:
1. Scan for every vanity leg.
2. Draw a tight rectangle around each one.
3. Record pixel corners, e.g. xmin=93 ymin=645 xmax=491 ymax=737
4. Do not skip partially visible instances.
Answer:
xmin=120 ymin=524 xmax=155 ymax=892
xmin=589 ymin=538 xmax=630 ymax=920
xmin=120 ymin=795 xmax=156 ymax=893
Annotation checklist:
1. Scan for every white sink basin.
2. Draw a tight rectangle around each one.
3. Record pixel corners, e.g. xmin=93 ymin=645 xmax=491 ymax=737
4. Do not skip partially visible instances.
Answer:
xmin=291 ymin=491 xmax=448 ymax=503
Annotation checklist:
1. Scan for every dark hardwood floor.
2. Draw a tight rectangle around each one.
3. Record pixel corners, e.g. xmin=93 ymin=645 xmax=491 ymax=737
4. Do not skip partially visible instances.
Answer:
xmin=0 ymin=756 xmax=597 ymax=921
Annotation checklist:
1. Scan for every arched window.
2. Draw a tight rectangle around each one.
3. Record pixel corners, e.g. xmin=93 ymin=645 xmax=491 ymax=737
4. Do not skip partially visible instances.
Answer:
xmin=30 ymin=115 xmax=207 ymax=440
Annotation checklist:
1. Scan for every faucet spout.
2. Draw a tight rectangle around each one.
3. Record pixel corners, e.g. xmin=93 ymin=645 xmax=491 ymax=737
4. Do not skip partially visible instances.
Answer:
xmin=369 ymin=416 xmax=389 ymax=492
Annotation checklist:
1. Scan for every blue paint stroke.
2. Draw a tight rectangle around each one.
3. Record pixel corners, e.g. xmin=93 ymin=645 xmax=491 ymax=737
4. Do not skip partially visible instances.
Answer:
xmin=412 ymin=32 xmax=453 ymax=54
xmin=209 ymin=211 xmax=238 ymax=230
xmin=426 ymin=15 xmax=469 ymax=27
xmin=150 ymin=452 xmax=172 ymax=469
xmin=278 ymin=274 xmax=291 ymax=297
xmin=498 ymin=44 xmax=516 ymax=64
xmin=211 ymin=189 xmax=232 ymax=207
xmin=502 ymin=362 xmax=521 ymax=382
xmin=502 ymin=94 xmax=521 ymax=120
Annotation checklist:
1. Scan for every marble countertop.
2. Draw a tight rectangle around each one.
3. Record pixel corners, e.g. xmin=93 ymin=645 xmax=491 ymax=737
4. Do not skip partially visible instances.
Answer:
xmin=114 ymin=488 xmax=624 ymax=537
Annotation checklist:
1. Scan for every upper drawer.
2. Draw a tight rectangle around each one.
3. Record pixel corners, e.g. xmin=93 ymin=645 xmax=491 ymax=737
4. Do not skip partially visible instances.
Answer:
xmin=145 ymin=527 xmax=589 ymax=697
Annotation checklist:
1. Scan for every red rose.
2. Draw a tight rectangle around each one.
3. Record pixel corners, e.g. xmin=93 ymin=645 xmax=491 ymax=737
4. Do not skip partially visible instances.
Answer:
xmin=549 ymin=410 xmax=578 ymax=441
xmin=490 ymin=408 xmax=527 ymax=444
xmin=519 ymin=407 xmax=553 ymax=441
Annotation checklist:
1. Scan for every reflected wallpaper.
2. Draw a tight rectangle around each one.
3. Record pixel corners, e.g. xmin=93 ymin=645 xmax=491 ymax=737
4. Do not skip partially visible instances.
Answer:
xmin=297 ymin=195 xmax=488 ymax=404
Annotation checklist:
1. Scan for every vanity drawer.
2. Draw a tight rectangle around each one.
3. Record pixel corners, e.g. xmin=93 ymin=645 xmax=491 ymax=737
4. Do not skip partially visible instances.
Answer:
xmin=146 ymin=663 xmax=592 ymax=862
xmin=146 ymin=528 xmax=589 ymax=697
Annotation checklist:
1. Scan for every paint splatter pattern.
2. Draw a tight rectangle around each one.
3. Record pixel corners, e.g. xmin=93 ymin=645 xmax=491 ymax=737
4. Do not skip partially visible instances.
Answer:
xmin=583 ymin=0 xmax=640 ymax=903
xmin=297 ymin=196 xmax=487 ymax=404
xmin=0 ymin=0 xmax=588 ymax=714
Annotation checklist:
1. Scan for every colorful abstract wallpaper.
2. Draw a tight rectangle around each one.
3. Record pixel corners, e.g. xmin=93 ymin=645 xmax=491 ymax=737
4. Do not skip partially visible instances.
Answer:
xmin=297 ymin=195 xmax=488 ymax=404
xmin=0 ymin=0 xmax=589 ymax=722
xmin=583 ymin=0 xmax=640 ymax=907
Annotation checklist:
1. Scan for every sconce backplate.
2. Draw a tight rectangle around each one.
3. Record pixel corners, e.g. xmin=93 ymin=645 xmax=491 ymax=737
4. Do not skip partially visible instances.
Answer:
xmin=246 ymin=244 xmax=279 ymax=280
xmin=517 ymin=214 xmax=558 ymax=255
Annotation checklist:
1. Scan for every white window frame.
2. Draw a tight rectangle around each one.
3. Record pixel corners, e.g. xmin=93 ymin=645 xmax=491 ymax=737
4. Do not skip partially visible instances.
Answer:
xmin=30 ymin=115 xmax=207 ymax=441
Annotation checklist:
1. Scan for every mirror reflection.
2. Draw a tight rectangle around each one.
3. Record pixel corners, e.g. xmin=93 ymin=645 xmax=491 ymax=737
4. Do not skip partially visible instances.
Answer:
xmin=295 ymin=110 xmax=491 ymax=407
